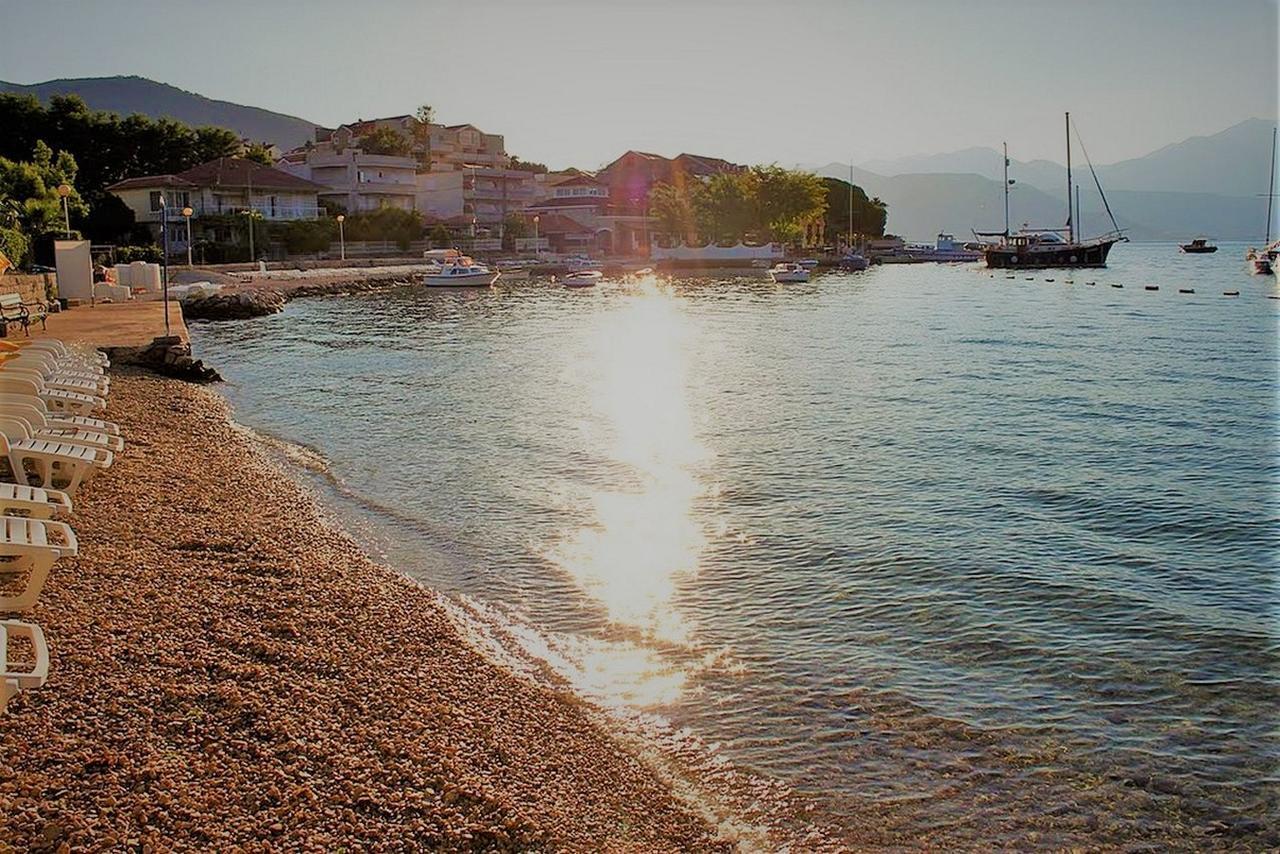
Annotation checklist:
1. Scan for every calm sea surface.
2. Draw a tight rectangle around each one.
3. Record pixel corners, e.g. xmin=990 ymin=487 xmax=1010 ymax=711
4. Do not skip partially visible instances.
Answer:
xmin=191 ymin=243 xmax=1279 ymax=849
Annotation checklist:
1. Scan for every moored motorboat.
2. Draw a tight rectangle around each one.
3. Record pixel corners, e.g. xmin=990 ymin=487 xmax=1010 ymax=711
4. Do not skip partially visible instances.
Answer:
xmin=769 ymin=262 xmax=810 ymax=283
xmin=424 ymin=258 xmax=500 ymax=287
xmin=1247 ymin=246 xmax=1276 ymax=275
xmin=1179 ymin=238 xmax=1218 ymax=253
xmin=839 ymin=253 xmax=869 ymax=271
xmin=562 ymin=270 xmax=603 ymax=288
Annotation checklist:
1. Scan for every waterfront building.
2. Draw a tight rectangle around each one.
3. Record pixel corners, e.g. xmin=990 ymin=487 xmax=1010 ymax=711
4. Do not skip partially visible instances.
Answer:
xmin=276 ymin=124 xmax=419 ymax=213
xmin=107 ymin=157 xmax=325 ymax=252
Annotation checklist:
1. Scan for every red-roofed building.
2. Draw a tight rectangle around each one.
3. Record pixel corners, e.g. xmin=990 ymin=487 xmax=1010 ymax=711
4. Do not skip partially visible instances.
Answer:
xmin=107 ymin=157 xmax=327 ymax=255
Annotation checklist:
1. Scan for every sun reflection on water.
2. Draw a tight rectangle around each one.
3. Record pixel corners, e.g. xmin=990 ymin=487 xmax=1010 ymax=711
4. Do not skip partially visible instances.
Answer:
xmin=548 ymin=281 xmax=709 ymax=657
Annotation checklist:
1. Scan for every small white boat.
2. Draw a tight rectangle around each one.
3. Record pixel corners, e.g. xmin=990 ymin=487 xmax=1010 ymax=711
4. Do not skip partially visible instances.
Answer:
xmin=798 ymin=259 xmax=820 ymax=269
xmin=565 ymin=256 xmax=603 ymax=271
xmin=1247 ymin=244 xmax=1277 ymax=275
xmin=563 ymin=270 xmax=603 ymax=288
xmin=769 ymin=262 xmax=810 ymax=283
xmin=424 ymin=259 xmax=500 ymax=287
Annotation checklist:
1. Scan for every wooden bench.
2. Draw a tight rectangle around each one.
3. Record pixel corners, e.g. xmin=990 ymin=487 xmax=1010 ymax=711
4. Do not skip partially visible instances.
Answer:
xmin=0 ymin=293 xmax=46 ymax=338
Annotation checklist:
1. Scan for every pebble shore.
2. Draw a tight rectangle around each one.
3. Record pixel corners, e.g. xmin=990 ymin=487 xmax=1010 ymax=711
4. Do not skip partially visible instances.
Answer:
xmin=0 ymin=371 xmax=731 ymax=852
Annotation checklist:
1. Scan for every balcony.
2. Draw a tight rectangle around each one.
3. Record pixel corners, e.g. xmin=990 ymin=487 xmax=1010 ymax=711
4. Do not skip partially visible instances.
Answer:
xmin=189 ymin=202 xmax=326 ymax=221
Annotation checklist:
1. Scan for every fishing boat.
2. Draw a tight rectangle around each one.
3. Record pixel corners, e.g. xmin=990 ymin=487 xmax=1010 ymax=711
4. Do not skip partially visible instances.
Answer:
xmin=1247 ymin=127 xmax=1277 ymax=274
xmin=424 ymin=258 xmax=500 ymax=287
xmin=769 ymin=262 xmax=810 ymax=283
xmin=976 ymin=115 xmax=1127 ymax=269
xmin=562 ymin=270 xmax=603 ymax=288
xmin=1179 ymin=238 xmax=1218 ymax=253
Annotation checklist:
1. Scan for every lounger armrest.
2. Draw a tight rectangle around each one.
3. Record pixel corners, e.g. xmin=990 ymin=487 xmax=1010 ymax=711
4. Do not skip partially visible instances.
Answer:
xmin=47 ymin=521 xmax=78 ymax=557
xmin=0 ymin=620 xmax=50 ymax=686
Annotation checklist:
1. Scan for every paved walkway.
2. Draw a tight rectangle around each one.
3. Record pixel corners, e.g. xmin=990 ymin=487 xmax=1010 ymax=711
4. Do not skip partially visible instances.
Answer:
xmin=19 ymin=301 xmax=188 ymax=348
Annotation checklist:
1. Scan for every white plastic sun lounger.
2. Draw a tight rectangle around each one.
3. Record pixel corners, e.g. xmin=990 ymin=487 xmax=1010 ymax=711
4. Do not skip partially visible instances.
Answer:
xmin=0 ymin=362 xmax=109 ymax=398
xmin=3 ymin=403 xmax=123 ymax=453
xmin=0 ymin=338 xmax=109 ymax=369
xmin=0 ymin=484 xmax=72 ymax=520
xmin=0 ymin=421 xmax=112 ymax=495
xmin=0 ymin=393 xmax=120 ymax=437
xmin=6 ymin=339 xmax=109 ymax=369
xmin=0 ymin=374 xmax=105 ymax=415
xmin=0 ymin=517 xmax=77 ymax=611
xmin=2 ymin=352 xmax=108 ymax=388
xmin=0 ymin=620 xmax=49 ymax=713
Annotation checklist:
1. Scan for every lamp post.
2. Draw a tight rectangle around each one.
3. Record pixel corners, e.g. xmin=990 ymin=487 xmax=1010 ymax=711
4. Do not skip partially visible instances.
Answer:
xmin=240 ymin=209 xmax=256 ymax=263
xmin=336 ymin=214 xmax=345 ymax=261
xmin=159 ymin=194 xmax=171 ymax=337
xmin=57 ymin=184 xmax=72 ymax=238
xmin=182 ymin=206 xmax=193 ymax=266
xmin=533 ymin=215 xmax=539 ymax=257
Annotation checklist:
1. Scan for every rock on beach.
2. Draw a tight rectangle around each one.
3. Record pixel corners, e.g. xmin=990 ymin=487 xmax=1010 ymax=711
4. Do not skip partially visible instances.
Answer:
xmin=0 ymin=370 xmax=731 ymax=852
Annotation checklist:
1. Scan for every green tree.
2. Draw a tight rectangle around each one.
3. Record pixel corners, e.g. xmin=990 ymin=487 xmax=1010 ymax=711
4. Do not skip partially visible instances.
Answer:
xmin=0 ymin=143 xmax=88 ymax=264
xmin=343 ymin=207 xmax=423 ymax=250
xmin=243 ymin=141 xmax=275 ymax=166
xmin=359 ymin=126 xmax=411 ymax=157
xmin=753 ymin=166 xmax=827 ymax=243
xmin=649 ymin=182 xmax=699 ymax=243
xmin=695 ymin=172 xmax=758 ymax=243
xmin=501 ymin=213 xmax=528 ymax=250
xmin=429 ymin=223 xmax=452 ymax=248
xmin=278 ymin=219 xmax=337 ymax=255
xmin=821 ymin=177 xmax=887 ymax=242
xmin=0 ymin=93 xmax=240 ymax=244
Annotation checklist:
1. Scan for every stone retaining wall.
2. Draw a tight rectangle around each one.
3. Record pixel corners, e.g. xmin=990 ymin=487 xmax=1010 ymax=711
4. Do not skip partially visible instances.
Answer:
xmin=0 ymin=272 xmax=56 ymax=304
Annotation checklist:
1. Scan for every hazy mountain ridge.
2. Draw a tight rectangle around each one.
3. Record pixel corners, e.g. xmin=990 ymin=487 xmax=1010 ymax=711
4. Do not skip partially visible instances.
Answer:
xmin=815 ymin=166 xmax=1268 ymax=242
xmin=0 ymin=75 xmax=320 ymax=150
xmin=847 ymin=118 xmax=1277 ymax=197
xmin=812 ymin=118 xmax=1276 ymax=241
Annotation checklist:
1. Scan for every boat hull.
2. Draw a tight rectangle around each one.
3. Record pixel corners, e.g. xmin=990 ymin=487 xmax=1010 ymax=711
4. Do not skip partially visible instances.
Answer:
xmin=1180 ymin=246 xmax=1218 ymax=254
xmin=1249 ymin=256 xmax=1274 ymax=275
xmin=423 ymin=272 xmax=500 ymax=287
xmin=770 ymin=272 xmax=810 ymax=283
xmin=983 ymin=238 xmax=1120 ymax=269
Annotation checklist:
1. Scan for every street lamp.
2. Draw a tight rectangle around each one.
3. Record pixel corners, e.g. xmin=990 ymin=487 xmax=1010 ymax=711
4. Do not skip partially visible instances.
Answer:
xmin=240 ymin=209 xmax=257 ymax=263
xmin=533 ymin=215 xmax=539 ymax=257
xmin=336 ymin=214 xmax=345 ymax=261
xmin=182 ymin=206 xmax=194 ymax=266
xmin=56 ymin=184 xmax=72 ymax=238
xmin=158 ymin=194 xmax=171 ymax=337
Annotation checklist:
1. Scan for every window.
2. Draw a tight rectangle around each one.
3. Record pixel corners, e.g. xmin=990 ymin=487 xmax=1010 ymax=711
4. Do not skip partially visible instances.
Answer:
xmin=149 ymin=191 xmax=163 ymax=211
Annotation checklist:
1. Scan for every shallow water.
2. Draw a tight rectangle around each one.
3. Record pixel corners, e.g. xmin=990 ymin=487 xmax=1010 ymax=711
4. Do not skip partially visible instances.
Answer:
xmin=192 ymin=243 xmax=1279 ymax=848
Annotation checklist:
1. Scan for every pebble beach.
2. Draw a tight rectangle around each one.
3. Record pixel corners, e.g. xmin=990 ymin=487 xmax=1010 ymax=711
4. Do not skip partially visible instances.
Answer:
xmin=0 ymin=370 xmax=731 ymax=852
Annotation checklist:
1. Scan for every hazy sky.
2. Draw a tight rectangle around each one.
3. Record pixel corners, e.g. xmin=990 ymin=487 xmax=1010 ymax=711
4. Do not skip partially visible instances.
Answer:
xmin=1 ymin=0 xmax=1276 ymax=169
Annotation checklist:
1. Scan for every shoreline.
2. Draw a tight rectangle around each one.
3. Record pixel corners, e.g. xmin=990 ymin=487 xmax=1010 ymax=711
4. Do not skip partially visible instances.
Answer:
xmin=0 ymin=370 xmax=736 ymax=851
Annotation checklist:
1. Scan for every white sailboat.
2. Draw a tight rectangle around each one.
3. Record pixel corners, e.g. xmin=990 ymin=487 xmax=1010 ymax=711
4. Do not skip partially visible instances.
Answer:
xmin=1246 ymin=127 xmax=1277 ymax=275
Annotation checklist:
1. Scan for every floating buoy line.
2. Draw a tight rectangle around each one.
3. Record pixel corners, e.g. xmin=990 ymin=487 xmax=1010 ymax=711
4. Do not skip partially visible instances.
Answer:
xmin=966 ymin=270 xmax=1271 ymax=300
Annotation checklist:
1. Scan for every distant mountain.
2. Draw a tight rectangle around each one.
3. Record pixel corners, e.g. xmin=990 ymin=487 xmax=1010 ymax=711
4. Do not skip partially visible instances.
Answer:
xmin=0 ymin=75 xmax=319 ymax=150
xmin=849 ymin=118 xmax=1277 ymax=197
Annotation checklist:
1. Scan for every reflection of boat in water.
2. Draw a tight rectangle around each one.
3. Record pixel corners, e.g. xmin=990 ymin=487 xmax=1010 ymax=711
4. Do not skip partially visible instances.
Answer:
xmin=769 ymin=262 xmax=810 ymax=283
xmin=976 ymin=114 xmax=1127 ymax=269
xmin=876 ymin=233 xmax=982 ymax=263
xmin=1179 ymin=238 xmax=1218 ymax=253
xmin=424 ymin=258 xmax=500 ymax=287
xmin=563 ymin=270 xmax=603 ymax=288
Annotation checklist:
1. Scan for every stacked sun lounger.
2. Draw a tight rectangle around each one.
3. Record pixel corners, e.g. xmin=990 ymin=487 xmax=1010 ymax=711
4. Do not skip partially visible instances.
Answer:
xmin=0 ymin=337 xmax=121 ymax=713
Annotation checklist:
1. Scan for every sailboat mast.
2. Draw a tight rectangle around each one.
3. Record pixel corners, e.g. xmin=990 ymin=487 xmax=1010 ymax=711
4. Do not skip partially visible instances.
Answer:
xmin=1266 ymin=127 xmax=1277 ymax=243
xmin=1065 ymin=112 xmax=1073 ymax=244
xmin=1003 ymin=141 xmax=1010 ymax=236
xmin=849 ymin=161 xmax=854 ymax=250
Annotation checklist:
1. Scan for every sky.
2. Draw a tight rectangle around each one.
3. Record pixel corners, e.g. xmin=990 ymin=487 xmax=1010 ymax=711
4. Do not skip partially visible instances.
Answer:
xmin=1 ymin=0 xmax=1277 ymax=170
